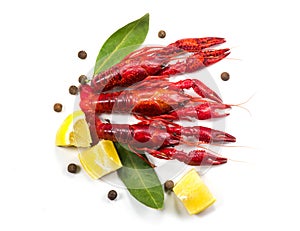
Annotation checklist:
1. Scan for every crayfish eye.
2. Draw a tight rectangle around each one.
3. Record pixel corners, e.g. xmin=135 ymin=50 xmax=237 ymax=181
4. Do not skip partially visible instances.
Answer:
xmin=160 ymin=63 xmax=167 ymax=69
xmin=179 ymin=102 xmax=185 ymax=107
xmin=104 ymin=119 xmax=111 ymax=124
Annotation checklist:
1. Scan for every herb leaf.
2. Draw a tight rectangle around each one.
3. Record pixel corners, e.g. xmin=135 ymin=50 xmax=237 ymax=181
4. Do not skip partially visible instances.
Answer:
xmin=94 ymin=13 xmax=149 ymax=74
xmin=115 ymin=143 xmax=164 ymax=209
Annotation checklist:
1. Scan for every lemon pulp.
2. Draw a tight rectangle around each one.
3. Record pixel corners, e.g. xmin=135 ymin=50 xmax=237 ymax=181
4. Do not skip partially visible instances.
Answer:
xmin=173 ymin=169 xmax=216 ymax=215
xmin=78 ymin=140 xmax=122 ymax=179
xmin=55 ymin=110 xmax=92 ymax=147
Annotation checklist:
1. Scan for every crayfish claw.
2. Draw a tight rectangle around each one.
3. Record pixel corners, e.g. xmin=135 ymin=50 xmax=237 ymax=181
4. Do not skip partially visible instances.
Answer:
xmin=213 ymin=131 xmax=236 ymax=143
xmin=152 ymin=148 xmax=228 ymax=166
xmin=168 ymin=37 xmax=226 ymax=52
xmin=201 ymin=48 xmax=231 ymax=67
xmin=206 ymin=156 xmax=228 ymax=165
xmin=196 ymin=126 xmax=236 ymax=143
xmin=169 ymin=79 xmax=223 ymax=103
xmin=209 ymin=103 xmax=232 ymax=118
xmin=186 ymin=150 xmax=228 ymax=166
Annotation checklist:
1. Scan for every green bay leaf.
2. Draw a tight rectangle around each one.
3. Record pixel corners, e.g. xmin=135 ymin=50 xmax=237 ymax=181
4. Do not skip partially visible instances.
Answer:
xmin=115 ymin=143 xmax=164 ymax=209
xmin=94 ymin=13 xmax=149 ymax=74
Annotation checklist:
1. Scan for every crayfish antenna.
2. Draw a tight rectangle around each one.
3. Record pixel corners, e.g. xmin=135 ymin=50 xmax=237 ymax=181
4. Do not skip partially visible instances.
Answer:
xmin=227 ymin=93 xmax=256 ymax=117
xmin=223 ymin=157 xmax=251 ymax=164
xmin=207 ymin=143 xmax=256 ymax=149
xmin=210 ymin=45 xmax=241 ymax=61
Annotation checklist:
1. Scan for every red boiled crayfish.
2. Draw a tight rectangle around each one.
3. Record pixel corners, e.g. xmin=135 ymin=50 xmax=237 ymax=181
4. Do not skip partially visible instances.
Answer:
xmin=80 ymin=77 xmax=230 ymax=122
xmin=80 ymin=37 xmax=233 ymax=167
xmin=91 ymin=38 xmax=230 ymax=93
xmin=88 ymin=117 xmax=234 ymax=166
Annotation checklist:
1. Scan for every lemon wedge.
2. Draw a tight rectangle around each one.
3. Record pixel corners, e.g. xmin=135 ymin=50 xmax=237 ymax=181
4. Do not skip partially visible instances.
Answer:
xmin=78 ymin=140 xmax=122 ymax=179
xmin=173 ymin=169 xmax=216 ymax=215
xmin=55 ymin=110 xmax=92 ymax=147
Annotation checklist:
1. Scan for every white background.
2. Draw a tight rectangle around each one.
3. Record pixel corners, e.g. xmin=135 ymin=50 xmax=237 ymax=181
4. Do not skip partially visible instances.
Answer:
xmin=1 ymin=0 xmax=300 ymax=230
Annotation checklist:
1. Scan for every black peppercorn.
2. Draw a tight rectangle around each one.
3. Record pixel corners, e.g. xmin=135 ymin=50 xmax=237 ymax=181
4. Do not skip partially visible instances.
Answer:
xmin=69 ymin=85 xmax=78 ymax=95
xmin=78 ymin=75 xmax=88 ymax=84
xmin=78 ymin=50 xmax=87 ymax=59
xmin=158 ymin=30 xmax=166 ymax=38
xmin=164 ymin=180 xmax=174 ymax=192
xmin=107 ymin=190 xmax=118 ymax=200
xmin=53 ymin=103 xmax=63 ymax=112
xmin=67 ymin=163 xmax=78 ymax=174
xmin=221 ymin=72 xmax=230 ymax=81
